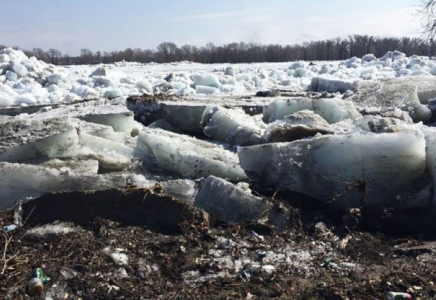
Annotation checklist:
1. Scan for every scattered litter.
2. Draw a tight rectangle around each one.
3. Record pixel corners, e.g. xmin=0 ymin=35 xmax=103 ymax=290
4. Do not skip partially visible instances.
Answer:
xmin=257 ymin=251 xmax=266 ymax=262
xmin=261 ymin=265 xmax=276 ymax=274
xmin=13 ymin=200 xmax=23 ymax=226
xmin=25 ymin=223 xmax=78 ymax=241
xmin=339 ymin=235 xmax=352 ymax=249
xmin=217 ymin=237 xmax=230 ymax=249
xmin=3 ymin=224 xmax=18 ymax=233
xmin=105 ymin=248 xmax=129 ymax=267
xmin=32 ymin=268 xmax=51 ymax=284
xmin=252 ymin=231 xmax=264 ymax=241
xmin=60 ymin=268 xmax=79 ymax=280
xmin=27 ymin=268 xmax=51 ymax=296
xmin=117 ymin=267 xmax=129 ymax=278
xmin=387 ymin=291 xmax=412 ymax=300
xmin=27 ymin=278 xmax=44 ymax=296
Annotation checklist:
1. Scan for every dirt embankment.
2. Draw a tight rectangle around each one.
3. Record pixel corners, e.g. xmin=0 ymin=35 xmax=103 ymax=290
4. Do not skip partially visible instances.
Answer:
xmin=1 ymin=188 xmax=436 ymax=299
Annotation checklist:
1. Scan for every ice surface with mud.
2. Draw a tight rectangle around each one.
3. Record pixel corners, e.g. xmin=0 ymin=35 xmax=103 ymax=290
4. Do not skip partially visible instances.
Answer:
xmin=238 ymin=131 xmax=426 ymax=208
xmin=1 ymin=47 xmax=436 ymax=219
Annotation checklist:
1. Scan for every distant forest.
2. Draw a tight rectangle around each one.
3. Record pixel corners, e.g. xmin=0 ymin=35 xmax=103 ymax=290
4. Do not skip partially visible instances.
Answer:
xmin=2 ymin=35 xmax=436 ymax=65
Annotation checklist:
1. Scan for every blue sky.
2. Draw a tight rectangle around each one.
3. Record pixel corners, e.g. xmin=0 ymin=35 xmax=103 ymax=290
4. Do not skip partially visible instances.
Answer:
xmin=0 ymin=0 xmax=421 ymax=55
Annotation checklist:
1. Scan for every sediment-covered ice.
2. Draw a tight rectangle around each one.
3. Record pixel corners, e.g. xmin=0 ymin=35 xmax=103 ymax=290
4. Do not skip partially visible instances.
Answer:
xmin=0 ymin=117 xmax=78 ymax=162
xmin=400 ymin=101 xmax=432 ymax=123
xmin=238 ymin=131 xmax=426 ymax=208
xmin=353 ymin=115 xmax=409 ymax=133
xmin=350 ymin=77 xmax=436 ymax=107
xmin=265 ymin=110 xmax=334 ymax=142
xmin=137 ymin=128 xmax=247 ymax=180
xmin=63 ymin=132 xmax=136 ymax=171
xmin=310 ymin=77 xmax=357 ymax=93
xmin=160 ymin=179 xmax=199 ymax=205
xmin=78 ymin=111 xmax=141 ymax=133
xmin=77 ymin=121 xmax=137 ymax=147
xmin=263 ymin=97 xmax=361 ymax=124
xmin=148 ymin=119 xmax=183 ymax=134
xmin=0 ymin=162 xmax=148 ymax=209
xmin=418 ymin=127 xmax=436 ymax=207
xmin=194 ymin=175 xmax=269 ymax=223
xmin=195 ymin=175 xmax=293 ymax=228
xmin=201 ymin=106 xmax=266 ymax=146
xmin=15 ymin=100 xmax=143 ymax=135
xmin=38 ymin=159 xmax=99 ymax=174
xmin=0 ymin=112 xmax=138 ymax=171
xmin=127 ymin=99 xmax=206 ymax=132
xmin=126 ymin=95 xmax=274 ymax=130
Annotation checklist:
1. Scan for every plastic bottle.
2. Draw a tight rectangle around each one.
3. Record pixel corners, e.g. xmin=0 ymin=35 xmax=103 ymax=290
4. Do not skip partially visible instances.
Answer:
xmin=28 ymin=278 xmax=44 ymax=295
xmin=27 ymin=268 xmax=51 ymax=296
xmin=387 ymin=292 xmax=412 ymax=300
xmin=13 ymin=200 xmax=23 ymax=226
xmin=33 ymin=268 xmax=51 ymax=284
xmin=3 ymin=224 xmax=18 ymax=233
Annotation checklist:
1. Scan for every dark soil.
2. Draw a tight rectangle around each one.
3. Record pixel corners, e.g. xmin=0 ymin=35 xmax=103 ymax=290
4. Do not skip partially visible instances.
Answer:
xmin=127 ymin=94 xmax=181 ymax=104
xmin=0 ymin=98 xmax=100 ymax=116
xmin=1 ymin=189 xmax=436 ymax=299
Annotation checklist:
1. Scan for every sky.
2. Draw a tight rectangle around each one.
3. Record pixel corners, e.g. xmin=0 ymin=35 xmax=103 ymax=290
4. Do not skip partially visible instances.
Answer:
xmin=0 ymin=0 xmax=423 ymax=55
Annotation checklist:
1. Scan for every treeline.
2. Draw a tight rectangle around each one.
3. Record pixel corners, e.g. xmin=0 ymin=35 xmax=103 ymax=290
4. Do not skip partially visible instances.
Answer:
xmin=2 ymin=35 xmax=436 ymax=65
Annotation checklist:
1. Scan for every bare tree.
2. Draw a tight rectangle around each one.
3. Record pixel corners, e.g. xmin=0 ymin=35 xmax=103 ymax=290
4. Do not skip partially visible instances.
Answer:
xmin=123 ymin=48 xmax=134 ymax=61
xmin=62 ymin=54 xmax=70 ymax=65
xmin=80 ymin=48 xmax=93 ymax=64
xmin=48 ymin=48 xmax=62 ymax=64
xmin=418 ymin=0 xmax=436 ymax=39
xmin=95 ymin=51 xmax=102 ymax=63
xmin=32 ymin=48 xmax=46 ymax=60
xmin=157 ymin=42 xmax=177 ymax=62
